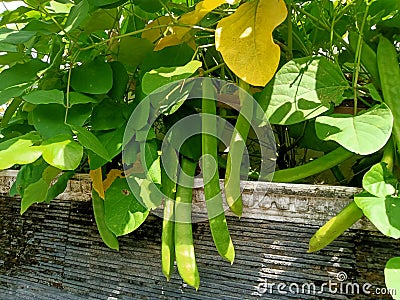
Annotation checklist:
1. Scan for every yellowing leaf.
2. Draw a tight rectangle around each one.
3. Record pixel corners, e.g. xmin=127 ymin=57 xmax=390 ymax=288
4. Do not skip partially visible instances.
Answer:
xmin=141 ymin=16 xmax=172 ymax=44
xmin=90 ymin=168 xmax=104 ymax=199
xmin=215 ymin=0 xmax=287 ymax=86
xmin=150 ymin=0 xmax=237 ymax=51
xmin=103 ymin=169 xmax=124 ymax=192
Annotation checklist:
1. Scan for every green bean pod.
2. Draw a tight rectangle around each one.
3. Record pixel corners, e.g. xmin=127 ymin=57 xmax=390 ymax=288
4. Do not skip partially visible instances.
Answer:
xmin=224 ymin=80 xmax=252 ymax=217
xmin=161 ymin=169 xmax=176 ymax=281
xmin=377 ymin=36 xmax=400 ymax=153
xmin=272 ymin=147 xmax=354 ymax=183
xmin=174 ymin=157 xmax=200 ymax=290
xmin=308 ymin=201 xmax=363 ymax=253
xmin=92 ymin=189 xmax=119 ymax=251
xmin=161 ymin=152 xmax=178 ymax=281
xmin=202 ymin=81 xmax=235 ymax=263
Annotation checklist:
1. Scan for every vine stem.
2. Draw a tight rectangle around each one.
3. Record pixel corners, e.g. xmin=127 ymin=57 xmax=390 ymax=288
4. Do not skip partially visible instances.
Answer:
xmin=352 ymin=2 xmax=371 ymax=115
xmin=294 ymin=5 xmax=346 ymax=49
xmin=64 ymin=62 xmax=73 ymax=124
xmin=80 ymin=24 xmax=215 ymax=52
xmin=287 ymin=1 xmax=293 ymax=60
xmin=202 ymin=63 xmax=225 ymax=75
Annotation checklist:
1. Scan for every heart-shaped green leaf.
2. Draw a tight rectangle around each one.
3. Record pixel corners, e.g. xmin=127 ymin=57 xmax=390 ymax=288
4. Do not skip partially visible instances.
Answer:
xmin=126 ymin=175 xmax=163 ymax=209
xmin=355 ymin=191 xmax=400 ymax=239
xmin=385 ymin=257 xmax=400 ymax=300
xmin=87 ymin=125 xmax=125 ymax=169
xmin=104 ymin=178 xmax=149 ymax=236
xmin=69 ymin=92 xmax=98 ymax=105
xmin=10 ymin=158 xmax=48 ymax=197
xmin=142 ymin=60 xmax=202 ymax=95
xmin=0 ymin=59 xmax=47 ymax=105
xmin=260 ymin=57 xmax=349 ymax=125
xmin=70 ymin=57 xmax=113 ymax=94
xmin=23 ymin=89 xmax=64 ymax=105
xmin=315 ymin=103 xmax=393 ymax=155
xmin=363 ymin=162 xmax=397 ymax=198
xmin=32 ymin=103 xmax=92 ymax=138
xmin=117 ymin=37 xmax=153 ymax=70
xmin=0 ymin=132 xmax=43 ymax=170
xmin=20 ymin=165 xmax=62 ymax=214
xmin=140 ymin=139 xmax=161 ymax=184
xmin=70 ymin=125 xmax=111 ymax=161
xmin=41 ymin=134 xmax=83 ymax=170
xmin=64 ymin=0 xmax=90 ymax=32
xmin=0 ymin=28 xmax=36 ymax=44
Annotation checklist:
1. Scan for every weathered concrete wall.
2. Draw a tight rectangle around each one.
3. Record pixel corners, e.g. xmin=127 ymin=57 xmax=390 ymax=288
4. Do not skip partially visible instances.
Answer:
xmin=0 ymin=171 xmax=397 ymax=299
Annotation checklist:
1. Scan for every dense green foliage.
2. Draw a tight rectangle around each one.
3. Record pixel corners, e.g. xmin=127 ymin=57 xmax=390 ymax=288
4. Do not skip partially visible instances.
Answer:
xmin=0 ymin=0 xmax=399 ymax=294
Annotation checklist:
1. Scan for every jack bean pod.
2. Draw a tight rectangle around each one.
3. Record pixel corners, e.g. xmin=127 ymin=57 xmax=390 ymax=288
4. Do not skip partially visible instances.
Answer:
xmin=202 ymin=80 xmax=235 ymax=263
xmin=174 ymin=157 xmax=200 ymax=290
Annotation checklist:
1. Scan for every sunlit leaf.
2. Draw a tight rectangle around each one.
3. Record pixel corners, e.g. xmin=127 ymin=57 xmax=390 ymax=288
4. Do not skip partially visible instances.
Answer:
xmin=316 ymin=104 xmax=393 ymax=155
xmin=363 ymin=162 xmax=397 ymax=198
xmin=260 ymin=57 xmax=350 ymax=125
xmin=150 ymin=0 xmax=238 ymax=50
xmin=0 ymin=28 xmax=36 ymax=44
xmin=355 ymin=191 xmax=400 ymax=239
xmin=141 ymin=16 xmax=171 ymax=44
xmin=215 ymin=0 xmax=287 ymax=86
xmin=64 ymin=0 xmax=90 ymax=32
xmin=142 ymin=60 xmax=201 ymax=94
xmin=41 ymin=134 xmax=83 ymax=170
xmin=385 ymin=257 xmax=400 ymax=300
xmin=0 ymin=132 xmax=43 ymax=170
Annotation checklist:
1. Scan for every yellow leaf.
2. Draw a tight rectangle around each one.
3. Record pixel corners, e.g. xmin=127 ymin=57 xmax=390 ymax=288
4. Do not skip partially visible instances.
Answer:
xmin=89 ymin=168 xmax=105 ymax=199
xmin=154 ymin=34 xmax=184 ymax=51
xmin=215 ymin=0 xmax=287 ymax=86
xmin=195 ymin=0 xmax=238 ymax=16
xmin=152 ymin=0 xmax=237 ymax=51
xmin=103 ymin=169 xmax=124 ymax=192
xmin=141 ymin=16 xmax=173 ymax=44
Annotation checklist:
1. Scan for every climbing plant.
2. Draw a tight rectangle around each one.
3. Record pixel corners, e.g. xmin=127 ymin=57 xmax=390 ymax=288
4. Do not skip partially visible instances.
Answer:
xmin=0 ymin=0 xmax=399 ymax=295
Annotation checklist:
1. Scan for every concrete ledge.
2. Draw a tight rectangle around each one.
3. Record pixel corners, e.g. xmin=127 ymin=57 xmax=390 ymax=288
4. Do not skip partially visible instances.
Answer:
xmin=0 ymin=170 xmax=370 ymax=229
